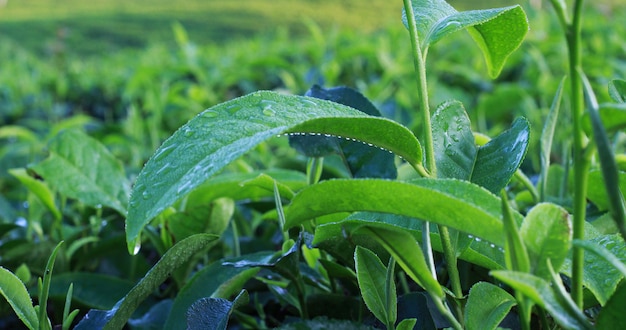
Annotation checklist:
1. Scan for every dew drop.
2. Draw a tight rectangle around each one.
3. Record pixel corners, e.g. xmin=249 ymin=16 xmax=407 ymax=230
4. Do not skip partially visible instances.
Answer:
xmin=202 ymin=110 xmax=219 ymax=118
xmin=301 ymin=99 xmax=318 ymax=107
xmin=153 ymin=144 xmax=176 ymax=161
xmin=131 ymin=238 xmax=141 ymax=255
xmin=142 ymin=191 xmax=150 ymax=200
xmin=263 ymin=107 xmax=276 ymax=117
xmin=475 ymin=237 xmax=482 ymax=242
xmin=184 ymin=128 xmax=194 ymax=137
xmin=226 ymin=104 xmax=242 ymax=114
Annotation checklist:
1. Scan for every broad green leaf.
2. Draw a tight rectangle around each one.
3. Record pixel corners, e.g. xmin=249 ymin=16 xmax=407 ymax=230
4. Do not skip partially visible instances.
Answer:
xmin=354 ymin=225 xmax=443 ymax=298
xmin=103 ymin=234 xmax=219 ymax=330
xmin=539 ymin=77 xmax=566 ymax=202
xmin=186 ymin=169 xmax=306 ymax=206
xmin=314 ymin=213 xmax=506 ymax=270
xmin=168 ymin=197 xmax=234 ymax=242
xmin=561 ymin=234 xmax=626 ymax=305
xmin=354 ymin=246 xmax=395 ymax=326
xmin=573 ymin=239 xmax=626 ymax=277
xmin=587 ymin=170 xmax=626 ymax=211
xmin=289 ymin=85 xmax=397 ymax=179
xmin=402 ymin=1 xmax=528 ymax=77
xmin=8 ymin=168 xmax=61 ymax=220
xmin=582 ymin=103 xmax=626 ymax=134
xmin=128 ymin=300 xmax=172 ymax=330
xmin=609 ymin=79 xmax=626 ymax=103
xmin=596 ymin=282 xmax=626 ymax=329
xmin=472 ymin=118 xmax=530 ymax=194
xmin=396 ymin=319 xmax=418 ymax=330
xmin=464 ymin=282 xmax=516 ymax=330
xmin=47 ymin=273 xmax=136 ymax=310
xmin=432 ymin=100 xmax=476 ymax=180
xmin=491 ymin=270 xmax=592 ymax=329
xmin=0 ymin=266 xmax=38 ymax=330
xmin=165 ymin=259 xmax=259 ymax=330
xmin=583 ymin=74 xmax=626 ymax=240
xmin=520 ymin=203 xmax=571 ymax=278
xmin=186 ymin=290 xmax=248 ymax=330
xmin=29 ymin=129 xmax=130 ymax=215
xmin=287 ymin=178 xmax=523 ymax=247
xmin=127 ymin=91 xmax=421 ymax=253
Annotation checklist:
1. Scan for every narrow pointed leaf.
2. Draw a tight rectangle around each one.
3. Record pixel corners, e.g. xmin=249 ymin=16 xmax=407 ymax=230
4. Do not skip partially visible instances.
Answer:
xmin=0 ymin=266 xmax=38 ymax=330
xmin=520 ymin=203 xmax=571 ymax=278
xmin=287 ymin=178 xmax=522 ymax=247
xmin=539 ymin=78 xmax=566 ymax=201
xmin=8 ymin=168 xmax=61 ymax=220
xmin=126 ymin=91 xmax=420 ymax=253
xmin=402 ymin=1 xmax=528 ymax=77
xmin=355 ymin=246 xmax=393 ymax=325
xmin=29 ymin=129 xmax=130 ymax=215
xmin=103 ymin=234 xmax=218 ymax=330
xmin=355 ymin=226 xmax=443 ymax=298
xmin=472 ymin=118 xmax=530 ymax=193
xmin=464 ymin=282 xmax=516 ymax=330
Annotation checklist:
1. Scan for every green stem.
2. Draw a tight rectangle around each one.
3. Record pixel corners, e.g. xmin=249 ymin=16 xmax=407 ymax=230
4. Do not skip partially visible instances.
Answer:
xmin=567 ymin=0 xmax=587 ymax=308
xmin=438 ymin=225 xmax=463 ymax=299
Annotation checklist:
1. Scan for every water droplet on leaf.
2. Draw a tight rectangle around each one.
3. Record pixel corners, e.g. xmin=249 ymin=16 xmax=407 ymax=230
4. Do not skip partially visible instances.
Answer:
xmin=203 ymin=110 xmax=219 ymax=118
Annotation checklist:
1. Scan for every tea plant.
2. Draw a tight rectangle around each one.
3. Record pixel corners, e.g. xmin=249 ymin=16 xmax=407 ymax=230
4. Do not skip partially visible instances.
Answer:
xmin=2 ymin=0 xmax=626 ymax=329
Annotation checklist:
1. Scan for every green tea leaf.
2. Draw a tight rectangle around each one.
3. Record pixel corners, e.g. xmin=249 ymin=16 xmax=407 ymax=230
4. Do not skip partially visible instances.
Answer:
xmin=354 ymin=225 xmax=443 ymax=298
xmin=491 ymin=270 xmax=592 ymax=329
xmin=168 ymin=197 xmax=234 ymax=242
xmin=464 ymin=282 xmax=516 ymax=330
xmin=186 ymin=290 xmax=248 ymax=330
xmin=287 ymin=178 xmax=522 ymax=247
xmin=127 ymin=91 xmax=421 ymax=253
xmin=354 ymin=246 xmax=395 ymax=326
xmin=539 ymin=77 xmax=566 ymax=201
xmin=587 ymin=170 xmax=626 ymax=211
xmin=165 ymin=259 xmax=259 ymax=330
xmin=29 ymin=129 xmax=130 ymax=215
xmin=8 ymin=168 xmax=61 ymax=220
xmin=472 ymin=118 xmax=530 ymax=194
xmin=47 ymin=273 xmax=136 ymax=310
xmin=402 ymin=1 xmax=528 ymax=77
xmin=289 ymin=85 xmax=397 ymax=179
xmin=596 ymin=282 xmax=626 ymax=329
xmin=432 ymin=100 xmax=476 ymax=180
xmin=0 ymin=266 xmax=38 ymax=330
xmin=582 ymin=103 xmax=626 ymax=134
xmin=103 ymin=234 xmax=219 ymax=330
xmin=520 ymin=203 xmax=571 ymax=278
xmin=609 ymin=79 xmax=626 ymax=103
xmin=561 ymin=234 xmax=626 ymax=305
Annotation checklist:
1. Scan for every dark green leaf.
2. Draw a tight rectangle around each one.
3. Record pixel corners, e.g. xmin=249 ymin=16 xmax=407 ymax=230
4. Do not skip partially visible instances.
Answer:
xmin=128 ymin=300 xmax=173 ymax=330
xmin=47 ymin=273 xmax=136 ymax=310
xmin=186 ymin=290 xmax=248 ymax=330
xmin=287 ymin=178 xmax=523 ymax=247
xmin=402 ymin=1 xmax=528 ymax=77
xmin=275 ymin=316 xmax=376 ymax=330
xmin=168 ymin=197 xmax=234 ymax=242
xmin=103 ymin=234 xmax=219 ymax=330
xmin=165 ymin=259 xmax=259 ymax=330
xmin=520 ymin=203 xmax=571 ymax=278
xmin=127 ymin=91 xmax=420 ymax=253
xmin=464 ymin=282 xmax=516 ymax=330
xmin=472 ymin=118 xmax=530 ymax=194
xmin=289 ymin=85 xmax=397 ymax=179
xmin=596 ymin=282 xmax=626 ymax=329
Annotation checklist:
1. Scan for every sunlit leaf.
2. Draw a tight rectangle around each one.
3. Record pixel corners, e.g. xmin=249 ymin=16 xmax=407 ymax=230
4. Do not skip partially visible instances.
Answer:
xmin=464 ymin=282 xmax=516 ymax=330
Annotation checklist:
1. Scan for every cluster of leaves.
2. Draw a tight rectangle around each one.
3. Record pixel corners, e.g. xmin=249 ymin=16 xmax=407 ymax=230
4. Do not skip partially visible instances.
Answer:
xmin=2 ymin=0 xmax=626 ymax=329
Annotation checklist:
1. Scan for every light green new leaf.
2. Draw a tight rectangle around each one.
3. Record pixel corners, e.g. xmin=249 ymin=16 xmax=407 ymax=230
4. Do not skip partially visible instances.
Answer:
xmin=287 ymin=178 xmax=522 ymax=247
xmin=9 ymin=168 xmax=61 ymax=220
xmin=402 ymin=1 xmax=528 ymax=77
xmin=0 ymin=266 xmax=38 ymax=330
xmin=29 ymin=129 xmax=130 ymax=215
xmin=354 ymin=226 xmax=443 ymax=298
xmin=491 ymin=270 xmax=592 ymax=329
xmin=126 ymin=91 xmax=421 ymax=253
xmin=539 ymin=77 xmax=566 ymax=202
xmin=355 ymin=246 xmax=395 ymax=327
xmin=520 ymin=203 xmax=571 ymax=278
xmin=464 ymin=282 xmax=516 ymax=330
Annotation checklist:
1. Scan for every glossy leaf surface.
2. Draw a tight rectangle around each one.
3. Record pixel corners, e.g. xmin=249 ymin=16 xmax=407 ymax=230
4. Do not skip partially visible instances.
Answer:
xmin=0 ymin=266 xmax=38 ymax=330
xmin=126 ymin=91 xmax=420 ymax=253
xmin=186 ymin=290 xmax=248 ymax=330
xmin=402 ymin=1 xmax=528 ymax=77
xmin=30 ymin=129 xmax=130 ymax=215
xmin=287 ymin=178 xmax=522 ymax=247
xmin=464 ymin=282 xmax=516 ymax=330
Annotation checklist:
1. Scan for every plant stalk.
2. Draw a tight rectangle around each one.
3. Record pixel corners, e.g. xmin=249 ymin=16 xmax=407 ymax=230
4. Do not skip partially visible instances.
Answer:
xmin=567 ymin=0 xmax=588 ymax=308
